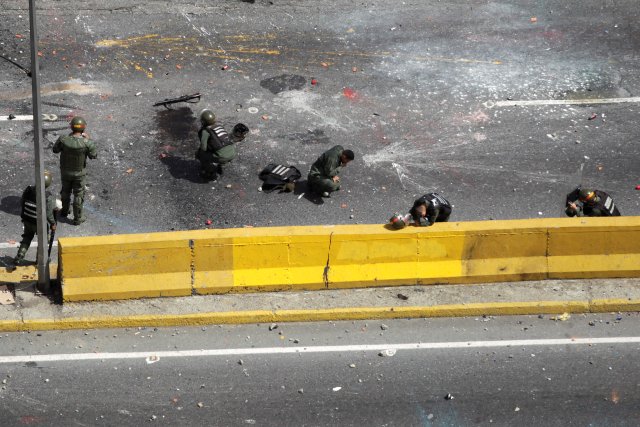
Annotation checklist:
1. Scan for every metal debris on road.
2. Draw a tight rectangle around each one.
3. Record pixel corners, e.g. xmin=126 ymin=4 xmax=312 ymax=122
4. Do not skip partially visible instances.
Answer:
xmin=145 ymin=355 xmax=160 ymax=364
xmin=378 ymin=349 xmax=396 ymax=357
xmin=269 ymin=323 xmax=278 ymax=331
xmin=444 ymin=393 xmax=454 ymax=400
xmin=332 ymin=386 xmax=342 ymax=392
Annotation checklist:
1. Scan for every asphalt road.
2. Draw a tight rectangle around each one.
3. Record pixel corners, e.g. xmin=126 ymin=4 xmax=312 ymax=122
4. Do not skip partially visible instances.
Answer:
xmin=0 ymin=0 xmax=639 ymax=256
xmin=0 ymin=314 xmax=638 ymax=426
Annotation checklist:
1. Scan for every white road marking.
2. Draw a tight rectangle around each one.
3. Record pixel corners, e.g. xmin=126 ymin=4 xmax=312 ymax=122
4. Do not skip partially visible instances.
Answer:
xmin=0 ymin=242 xmax=57 ymax=249
xmin=1 ymin=337 xmax=639 ymax=364
xmin=484 ymin=96 xmax=640 ymax=108
xmin=0 ymin=114 xmax=58 ymax=121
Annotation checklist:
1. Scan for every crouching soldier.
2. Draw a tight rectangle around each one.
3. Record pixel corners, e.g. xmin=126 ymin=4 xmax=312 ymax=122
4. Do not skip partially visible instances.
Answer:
xmin=307 ymin=145 xmax=354 ymax=197
xmin=13 ymin=171 xmax=57 ymax=265
xmin=196 ymin=109 xmax=248 ymax=181
xmin=410 ymin=193 xmax=452 ymax=226
xmin=565 ymin=187 xmax=621 ymax=217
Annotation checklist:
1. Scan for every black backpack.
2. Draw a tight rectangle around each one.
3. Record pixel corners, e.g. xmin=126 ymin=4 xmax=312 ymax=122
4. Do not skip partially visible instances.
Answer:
xmin=259 ymin=164 xmax=301 ymax=193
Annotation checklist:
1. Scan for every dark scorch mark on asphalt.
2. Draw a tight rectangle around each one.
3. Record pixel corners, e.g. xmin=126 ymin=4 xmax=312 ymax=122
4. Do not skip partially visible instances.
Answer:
xmin=260 ymin=74 xmax=306 ymax=94
xmin=287 ymin=128 xmax=331 ymax=144
xmin=155 ymin=107 xmax=196 ymax=141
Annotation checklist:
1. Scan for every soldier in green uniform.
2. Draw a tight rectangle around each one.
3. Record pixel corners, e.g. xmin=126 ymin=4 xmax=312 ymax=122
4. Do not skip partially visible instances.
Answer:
xmin=52 ymin=116 xmax=97 ymax=225
xmin=307 ymin=145 xmax=354 ymax=197
xmin=196 ymin=110 xmax=248 ymax=181
xmin=13 ymin=171 xmax=57 ymax=265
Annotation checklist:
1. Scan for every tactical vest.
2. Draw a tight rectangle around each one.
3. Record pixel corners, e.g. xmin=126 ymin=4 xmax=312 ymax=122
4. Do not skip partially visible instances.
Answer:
xmin=588 ymin=191 xmax=621 ymax=216
xmin=205 ymin=125 xmax=232 ymax=151
xmin=20 ymin=186 xmax=38 ymax=223
xmin=59 ymin=136 xmax=88 ymax=173
xmin=259 ymin=164 xmax=302 ymax=193
xmin=423 ymin=193 xmax=451 ymax=208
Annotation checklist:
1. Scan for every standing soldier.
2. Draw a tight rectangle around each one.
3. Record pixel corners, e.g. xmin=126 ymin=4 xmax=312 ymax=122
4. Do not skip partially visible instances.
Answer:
xmin=13 ymin=171 xmax=57 ymax=265
xmin=52 ymin=116 xmax=97 ymax=225
xmin=196 ymin=110 xmax=247 ymax=181
xmin=307 ymin=145 xmax=354 ymax=197
xmin=409 ymin=193 xmax=453 ymax=226
xmin=565 ymin=187 xmax=621 ymax=217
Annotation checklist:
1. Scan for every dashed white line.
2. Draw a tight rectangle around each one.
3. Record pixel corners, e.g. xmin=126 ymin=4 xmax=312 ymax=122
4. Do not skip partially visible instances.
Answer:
xmin=1 ymin=337 xmax=639 ymax=364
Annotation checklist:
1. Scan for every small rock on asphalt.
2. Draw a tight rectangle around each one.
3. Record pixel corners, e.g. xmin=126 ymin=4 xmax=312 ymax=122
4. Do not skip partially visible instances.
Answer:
xmin=269 ymin=323 xmax=278 ymax=331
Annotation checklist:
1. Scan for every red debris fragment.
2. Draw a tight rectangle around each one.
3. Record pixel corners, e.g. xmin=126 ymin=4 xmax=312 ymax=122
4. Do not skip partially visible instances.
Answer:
xmin=159 ymin=153 xmax=168 ymax=159
xmin=588 ymin=113 xmax=597 ymax=120
xmin=343 ymin=87 xmax=358 ymax=100
xmin=221 ymin=65 xmax=229 ymax=70
xmin=311 ymin=79 xmax=318 ymax=85
xmin=635 ymin=185 xmax=640 ymax=190
xmin=205 ymin=219 xmax=212 ymax=226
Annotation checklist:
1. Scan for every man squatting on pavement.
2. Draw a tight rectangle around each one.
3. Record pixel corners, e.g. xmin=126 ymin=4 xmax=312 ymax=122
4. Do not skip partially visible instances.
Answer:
xmin=196 ymin=109 xmax=249 ymax=182
xmin=13 ymin=171 xmax=57 ymax=265
xmin=565 ymin=187 xmax=621 ymax=217
xmin=307 ymin=145 xmax=355 ymax=197
xmin=52 ymin=116 xmax=97 ymax=225
xmin=410 ymin=192 xmax=453 ymax=226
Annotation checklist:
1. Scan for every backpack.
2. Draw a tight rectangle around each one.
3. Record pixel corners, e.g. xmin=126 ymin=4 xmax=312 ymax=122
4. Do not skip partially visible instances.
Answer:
xmin=259 ymin=164 xmax=301 ymax=193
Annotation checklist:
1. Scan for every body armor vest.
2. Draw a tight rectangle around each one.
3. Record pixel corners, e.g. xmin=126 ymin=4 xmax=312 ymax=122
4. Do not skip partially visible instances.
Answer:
xmin=20 ymin=186 xmax=38 ymax=223
xmin=205 ymin=126 xmax=232 ymax=151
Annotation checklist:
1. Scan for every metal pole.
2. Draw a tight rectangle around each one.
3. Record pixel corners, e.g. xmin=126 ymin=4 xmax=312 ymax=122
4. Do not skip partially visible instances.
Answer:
xmin=28 ymin=0 xmax=50 ymax=293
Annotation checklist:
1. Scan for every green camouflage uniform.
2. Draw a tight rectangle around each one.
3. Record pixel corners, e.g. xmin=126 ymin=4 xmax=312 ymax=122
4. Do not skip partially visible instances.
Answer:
xmin=52 ymin=134 xmax=97 ymax=224
xmin=14 ymin=186 xmax=56 ymax=263
xmin=308 ymin=145 xmax=344 ymax=194
xmin=198 ymin=125 xmax=236 ymax=180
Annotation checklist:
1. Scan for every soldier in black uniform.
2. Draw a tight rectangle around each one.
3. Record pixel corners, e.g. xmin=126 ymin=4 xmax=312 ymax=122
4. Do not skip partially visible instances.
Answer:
xmin=409 ymin=193 xmax=452 ymax=226
xmin=13 ymin=171 xmax=57 ymax=265
xmin=565 ymin=187 xmax=621 ymax=217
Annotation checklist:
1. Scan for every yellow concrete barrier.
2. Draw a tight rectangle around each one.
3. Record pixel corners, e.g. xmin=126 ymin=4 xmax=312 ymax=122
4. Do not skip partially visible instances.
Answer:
xmin=193 ymin=227 xmax=331 ymax=294
xmin=58 ymin=217 xmax=640 ymax=301
xmin=547 ymin=217 xmax=640 ymax=279
xmin=59 ymin=232 xmax=193 ymax=301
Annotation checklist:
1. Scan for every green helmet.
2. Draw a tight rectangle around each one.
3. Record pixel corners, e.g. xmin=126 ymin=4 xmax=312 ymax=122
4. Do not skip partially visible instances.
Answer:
xmin=200 ymin=110 xmax=216 ymax=126
xmin=389 ymin=213 xmax=407 ymax=230
xmin=70 ymin=116 xmax=86 ymax=132
xmin=43 ymin=171 xmax=52 ymax=188
xmin=578 ymin=188 xmax=595 ymax=202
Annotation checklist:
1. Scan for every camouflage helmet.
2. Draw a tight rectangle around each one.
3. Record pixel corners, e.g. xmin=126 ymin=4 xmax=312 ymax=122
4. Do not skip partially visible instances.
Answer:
xmin=200 ymin=109 xmax=216 ymax=126
xmin=43 ymin=170 xmax=52 ymax=188
xmin=578 ymin=188 xmax=595 ymax=203
xmin=70 ymin=116 xmax=86 ymax=132
xmin=389 ymin=213 xmax=407 ymax=230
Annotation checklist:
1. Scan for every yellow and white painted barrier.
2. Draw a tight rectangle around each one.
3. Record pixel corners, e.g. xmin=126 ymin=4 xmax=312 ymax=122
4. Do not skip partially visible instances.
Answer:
xmin=58 ymin=217 xmax=640 ymax=301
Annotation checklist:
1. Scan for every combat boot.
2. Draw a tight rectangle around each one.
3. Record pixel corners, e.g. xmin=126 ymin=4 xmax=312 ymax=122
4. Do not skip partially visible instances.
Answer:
xmin=13 ymin=246 xmax=27 ymax=265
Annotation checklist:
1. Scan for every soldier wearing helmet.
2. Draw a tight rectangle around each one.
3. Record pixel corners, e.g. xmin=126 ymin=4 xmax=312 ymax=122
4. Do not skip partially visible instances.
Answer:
xmin=409 ymin=193 xmax=453 ymax=226
xmin=52 ymin=116 xmax=97 ymax=225
xmin=565 ymin=186 xmax=621 ymax=217
xmin=196 ymin=110 xmax=247 ymax=181
xmin=13 ymin=171 xmax=57 ymax=265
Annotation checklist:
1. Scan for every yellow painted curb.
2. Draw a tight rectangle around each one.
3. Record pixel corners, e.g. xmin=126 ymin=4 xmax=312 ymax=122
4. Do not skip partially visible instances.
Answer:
xmin=0 ymin=298 xmax=637 ymax=331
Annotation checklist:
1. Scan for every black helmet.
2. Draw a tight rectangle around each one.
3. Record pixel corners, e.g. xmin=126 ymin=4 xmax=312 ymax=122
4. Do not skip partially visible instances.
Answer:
xmin=70 ymin=116 xmax=86 ymax=132
xmin=200 ymin=110 xmax=216 ymax=126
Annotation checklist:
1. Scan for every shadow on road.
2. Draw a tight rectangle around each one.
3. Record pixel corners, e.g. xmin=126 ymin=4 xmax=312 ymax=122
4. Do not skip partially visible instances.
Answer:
xmin=0 ymin=196 xmax=21 ymax=216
